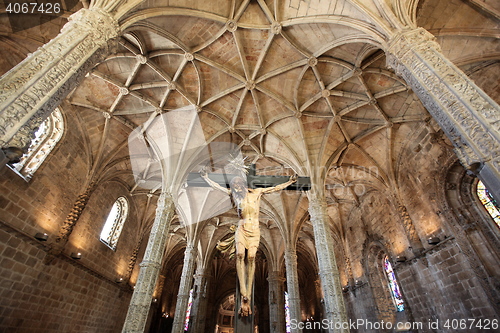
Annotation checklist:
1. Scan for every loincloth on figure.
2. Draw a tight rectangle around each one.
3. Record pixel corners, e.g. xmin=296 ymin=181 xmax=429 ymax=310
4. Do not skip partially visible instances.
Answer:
xmin=235 ymin=219 xmax=260 ymax=250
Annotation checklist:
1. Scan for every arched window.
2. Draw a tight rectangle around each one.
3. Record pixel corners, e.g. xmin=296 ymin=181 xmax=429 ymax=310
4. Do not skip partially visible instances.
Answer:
xmin=476 ymin=180 xmax=500 ymax=228
xmin=100 ymin=197 xmax=128 ymax=250
xmin=383 ymin=255 xmax=405 ymax=312
xmin=9 ymin=109 xmax=64 ymax=180
xmin=367 ymin=244 xmax=407 ymax=326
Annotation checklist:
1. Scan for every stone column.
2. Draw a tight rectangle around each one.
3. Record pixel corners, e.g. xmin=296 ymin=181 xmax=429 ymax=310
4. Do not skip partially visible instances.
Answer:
xmin=308 ymin=194 xmax=349 ymax=333
xmin=284 ymin=248 xmax=302 ymax=333
xmin=122 ymin=192 xmax=175 ymax=333
xmin=386 ymin=27 xmax=500 ymax=202
xmin=267 ymin=271 xmax=286 ymax=333
xmin=189 ymin=269 xmax=212 ymax=332
xmin=0 ymin=8 xmax=119 ymax=160
xmin=171 ymin=244 xmax=198 ymax=333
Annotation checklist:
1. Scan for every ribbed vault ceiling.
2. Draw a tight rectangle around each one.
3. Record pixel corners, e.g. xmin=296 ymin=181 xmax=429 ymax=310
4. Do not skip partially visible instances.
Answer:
xmin=1 ymin=0 xmax=493 ymax=268
xmin=65 ymin=0 xmax=442 ymax=259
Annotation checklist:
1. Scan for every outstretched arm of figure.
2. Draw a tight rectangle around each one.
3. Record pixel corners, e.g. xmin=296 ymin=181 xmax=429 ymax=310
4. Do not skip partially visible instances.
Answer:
xmin=201 ymin=168 xmax=231 ymax=194
xmin=261 ymin=174 xmax=298 ymax=194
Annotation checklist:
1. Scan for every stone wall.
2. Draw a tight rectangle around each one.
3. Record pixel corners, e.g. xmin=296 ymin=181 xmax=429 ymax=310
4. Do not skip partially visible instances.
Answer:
xmin=397 ymin=240 xmax=498 ymax=329
xmin=0 ymin=221 xmax=132 ymax=332
xmin=0 ymin=105 xmax=143 ymax=332
xmin=339 ymin=122 xmax=500 ymax=332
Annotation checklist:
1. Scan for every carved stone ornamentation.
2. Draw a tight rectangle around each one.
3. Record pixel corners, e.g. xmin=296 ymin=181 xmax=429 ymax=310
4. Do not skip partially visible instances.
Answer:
xmin=267 ymin=271 xmax=286 ymax=333
xmin=171 ymin=244 xmax=197 ymax=333
xmin=284 ymin=248 xmax=301 ymax=332
xmin=189 ymin=269 xmax=212 ymax=332
xmin=126 ymin=240 xmax=142 ymax=279
xmin=42 ymin=182 xmax=97 ymax=264
xmin=122 ymin=192 xmax=175 ymax=333
xmin=308 ymin=195 xmax=349 ymax=332
xmin=386 ymin=28 xmax=500 ymax=176
xmin=0 ymin=8 xmax=120 ymax=151
xmin=397 ymin=204 xmax=424 ymax=254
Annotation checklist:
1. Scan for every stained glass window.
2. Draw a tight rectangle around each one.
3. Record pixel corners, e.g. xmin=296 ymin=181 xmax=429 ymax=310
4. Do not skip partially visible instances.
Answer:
xmin=100 ymin=197 xmax=128 ymax=250
xmin=285 ymin=291 xmax=291 ymax=333
xmin=476 ymin=180 xmax=500 ymax=228
xmin=9 ymin=109 xmax=64 ymax=180
xmin=383 ymin=255 xmax=405 ymax=312
xmin=184 ymin=289 xmax=194 ymax=331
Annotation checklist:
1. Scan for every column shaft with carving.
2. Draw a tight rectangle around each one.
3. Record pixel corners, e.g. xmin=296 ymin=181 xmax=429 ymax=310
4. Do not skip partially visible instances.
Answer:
xmin=0 ymin=8 xmax=119 ymax=155
xmin=397 ymin=204 xmax=424 ymax=255
xmin=387 ymin=28 xmax=500 ymax=202
xmin=44 ymin=182 xmax=96 ymax=263
xmin=122 ymin=192 xmax=175 ymax=333
xmin=171 ymin=244 xmax=197 ymax=333
xmin=284 ymin=248 xmax=302 ymax=332
xmin=268 ymin=271 xmax=286 ymax=333
xmin=189 ymin=269 xmax=211 ymax=333
xmin=126 ymin=240 xmax=142 ymax=280
xmin=308 ymin=194 xmax=349 ymax=333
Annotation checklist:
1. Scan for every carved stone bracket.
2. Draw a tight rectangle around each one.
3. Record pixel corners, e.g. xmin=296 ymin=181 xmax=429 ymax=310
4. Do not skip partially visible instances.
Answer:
xmin=0 ymin=8 xmax=120 ymax=152
xmin=122 ymin=192 xmax=175 ymax=333
xmin=386 ymin=27 xmax=500 ymax=202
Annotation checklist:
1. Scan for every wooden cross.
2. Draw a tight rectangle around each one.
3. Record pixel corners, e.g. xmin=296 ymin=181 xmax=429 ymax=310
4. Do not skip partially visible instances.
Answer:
xmin=186 ymin=164 xmax=311 ymax=191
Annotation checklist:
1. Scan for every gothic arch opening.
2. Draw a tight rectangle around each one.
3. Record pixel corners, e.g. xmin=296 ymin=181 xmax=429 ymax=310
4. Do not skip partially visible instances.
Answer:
xmin=366 ymin=242 xmax=401 ymax=330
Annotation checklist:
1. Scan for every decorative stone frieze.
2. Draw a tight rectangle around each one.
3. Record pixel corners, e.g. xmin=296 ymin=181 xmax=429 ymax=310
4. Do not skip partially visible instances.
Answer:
xmin=0 ymin=8 xmax=120 ymax=153
xmin=122 ymin=192 xmax=175 ymax=333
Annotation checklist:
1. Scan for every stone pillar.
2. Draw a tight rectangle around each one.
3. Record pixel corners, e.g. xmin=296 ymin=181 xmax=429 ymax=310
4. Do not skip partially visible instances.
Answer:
xmin=189 ymin=270 xmax=211 ymax=332
xmin=308 ymin=194 xmax=349 ymax=333
xmin=284 ymin=248 xmax=302 ymax=333
xmin=386 ymin=27 xmax=500 ymax=202
xmin=0 ymin=8 xmax=119 ymax=160
xmin=122 ymin=192 xmax=175 ymax=333
xmin=267 ymin=271 xmax=286 ymax=333
xmin=171 ymin=244 xmax=198 ymax=333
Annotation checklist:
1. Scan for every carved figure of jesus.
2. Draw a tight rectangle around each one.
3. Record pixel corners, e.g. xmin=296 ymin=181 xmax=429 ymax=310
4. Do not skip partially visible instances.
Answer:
xmin=201 ymin=170 xmax=297 ymax=316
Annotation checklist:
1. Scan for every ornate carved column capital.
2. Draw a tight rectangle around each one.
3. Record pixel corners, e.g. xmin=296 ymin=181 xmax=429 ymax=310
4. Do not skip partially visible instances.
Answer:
xmin=386 ymin=28 xmax=440 ymax=73
xmin=267 ymin=271 xmax=286 ymax=283
xmin=308 ymin=195 xmax=327 ymax=221
xmin=64 ymin=8 xmax=120 ymax=42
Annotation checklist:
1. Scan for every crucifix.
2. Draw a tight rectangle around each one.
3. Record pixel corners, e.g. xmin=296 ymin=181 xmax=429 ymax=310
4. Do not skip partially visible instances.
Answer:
xmin=188 ymin=165 xmax=310 ymax=326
